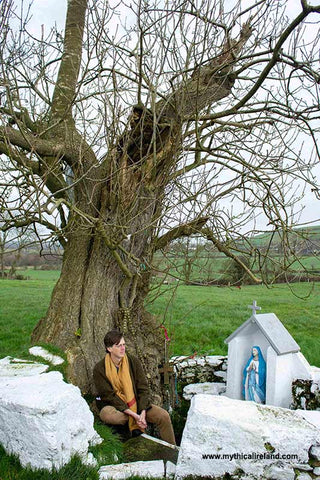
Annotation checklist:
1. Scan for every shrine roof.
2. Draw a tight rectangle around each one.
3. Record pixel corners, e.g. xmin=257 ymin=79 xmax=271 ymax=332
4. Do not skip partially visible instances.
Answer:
xmin=225 ymin=313 xmax=300 ymax=355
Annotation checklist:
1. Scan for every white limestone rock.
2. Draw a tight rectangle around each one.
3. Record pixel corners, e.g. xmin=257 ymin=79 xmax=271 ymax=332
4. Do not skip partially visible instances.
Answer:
xmin=29 ymin=346 xmax=65 ymax=366
xmin=170 ymin=355 xmax=189 ymax=363
xmin=311 ymin=366 xmax=320 ymax=382
xmin=296 ymin=410 xmax=320 ymax=430
xmin=185 ymin=359 xmax=197 ymax=367
xmin=264 ymin=462 xmax=295 ymax=480
xmin=215 ymin=370 xmax=227 ymax=381
xmin=292 ymin=464 xmax=313 ymax=471
xmin=141 ymin=433 xmax=180 ymax=451
xmin=300 ymin=397 xmax=307 ymax=409
xmin=310 ymin=445 xmax=320 ymax=460
xmin=205 ymin=356 xmax=227 ymax=367
xmin=175 ymin=394 xmax=320 ymax=480
xmin=0 ymin=370 xmax=102 ymax=470
xmin=0 ymin=356 xmax=49 ymax=376
xmin=183 ymin=382 xmax=226 ymax=400
xmin=98 ymin=460 xmax=176 ymax=479
xmin=83 ymin=452 xmax=98 ymax=467
xmin=295 ymin=473 xmax=312 ymax=480
xmin=311 ymin=382 xmax=320 ymax=394
xmin=171 ymin=355 xmax=226 ymax=369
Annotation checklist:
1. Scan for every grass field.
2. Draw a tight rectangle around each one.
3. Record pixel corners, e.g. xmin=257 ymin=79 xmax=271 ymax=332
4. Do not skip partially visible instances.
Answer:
xmin=1 ymin=270 xmax=319 ymax=366
xmin=147 ymin=281 xmax=320 ymax=366
xmin=154 ymin=251 xmax=320 ymax=285
xmin=0 ymin=270 xmax=60 ymax=359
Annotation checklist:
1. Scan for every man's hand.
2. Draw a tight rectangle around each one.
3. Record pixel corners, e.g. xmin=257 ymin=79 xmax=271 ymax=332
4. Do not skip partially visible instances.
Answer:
xmin=124 ymin=409 xmax=147 ymax=430
xmin=136 ymin=410 xmax=147 ymax=429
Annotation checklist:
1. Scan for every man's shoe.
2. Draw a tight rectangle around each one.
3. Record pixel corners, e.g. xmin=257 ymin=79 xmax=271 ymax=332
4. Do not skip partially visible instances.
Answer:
xmin=131 ymin=429 xmax=143 ymax=437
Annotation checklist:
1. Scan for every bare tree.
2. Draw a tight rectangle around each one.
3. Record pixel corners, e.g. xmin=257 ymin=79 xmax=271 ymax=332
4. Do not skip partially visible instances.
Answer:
xmin=0 ymin=0 xmax=319 ymax=394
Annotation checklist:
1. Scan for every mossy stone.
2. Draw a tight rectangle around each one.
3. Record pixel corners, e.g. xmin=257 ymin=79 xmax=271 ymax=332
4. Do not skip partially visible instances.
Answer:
xmin=123 ymin=435 xmax=179 ymax=464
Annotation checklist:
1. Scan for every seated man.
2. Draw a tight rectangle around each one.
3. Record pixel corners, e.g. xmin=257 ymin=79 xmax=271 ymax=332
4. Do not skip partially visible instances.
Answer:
xmin=93 ymin=329 xmax=176 ymax=445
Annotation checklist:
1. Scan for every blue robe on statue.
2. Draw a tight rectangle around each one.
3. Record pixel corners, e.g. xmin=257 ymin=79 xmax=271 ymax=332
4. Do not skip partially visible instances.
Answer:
xmin=242 ymin=346 xmax=266 ymax=403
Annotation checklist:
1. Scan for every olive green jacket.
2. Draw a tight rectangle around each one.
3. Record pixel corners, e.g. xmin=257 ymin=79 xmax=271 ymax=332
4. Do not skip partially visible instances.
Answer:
xmin=93 ymin=353 xmax=151 ymax=413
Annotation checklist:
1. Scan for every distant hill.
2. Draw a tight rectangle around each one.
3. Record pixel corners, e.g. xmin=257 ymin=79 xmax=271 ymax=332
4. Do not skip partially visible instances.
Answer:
xmin=151 ymin=225 xmax=320 ymax=286
xmin=244 ymin=225 xmax=320 ymax=255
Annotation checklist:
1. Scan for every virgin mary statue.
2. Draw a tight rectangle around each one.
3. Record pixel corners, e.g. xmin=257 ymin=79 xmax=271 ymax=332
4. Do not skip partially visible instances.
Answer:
xmin=242 ymin=346 xmax=266 ymax=403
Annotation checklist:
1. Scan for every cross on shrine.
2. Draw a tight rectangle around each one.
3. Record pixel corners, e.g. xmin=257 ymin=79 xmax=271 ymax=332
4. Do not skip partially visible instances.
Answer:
xmin=248 ymin=300 xmax=261 ymax=315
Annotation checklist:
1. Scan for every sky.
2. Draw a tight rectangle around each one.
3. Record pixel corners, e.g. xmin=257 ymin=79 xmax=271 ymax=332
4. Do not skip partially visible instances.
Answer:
xmin=18 ymin=0 xmax=66 ymax=34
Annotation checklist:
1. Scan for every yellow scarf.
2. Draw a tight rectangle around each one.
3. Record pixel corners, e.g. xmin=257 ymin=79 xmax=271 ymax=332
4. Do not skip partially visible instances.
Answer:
xmin=105 ymin=353 xmax=142 ymax=432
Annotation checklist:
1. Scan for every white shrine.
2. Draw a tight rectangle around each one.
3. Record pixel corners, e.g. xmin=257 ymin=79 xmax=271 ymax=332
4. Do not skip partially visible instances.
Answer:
xmin=225 ymin=302 xmax=312 ymax=408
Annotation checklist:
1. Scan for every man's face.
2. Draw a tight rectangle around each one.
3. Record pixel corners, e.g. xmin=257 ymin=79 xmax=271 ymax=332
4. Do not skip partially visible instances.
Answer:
xmin=108 ymin=336 xmax=126 ymax=361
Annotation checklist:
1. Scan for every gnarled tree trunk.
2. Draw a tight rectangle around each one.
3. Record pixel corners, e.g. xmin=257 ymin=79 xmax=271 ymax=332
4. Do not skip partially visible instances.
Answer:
xmin=32 ymin=231 xmax=163 ymax=396
xmin=32 ymin=175 xmax=166 ymax=396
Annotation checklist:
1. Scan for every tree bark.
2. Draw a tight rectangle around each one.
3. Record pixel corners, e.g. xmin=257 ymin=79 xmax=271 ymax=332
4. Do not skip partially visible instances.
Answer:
xmin=32 ymin=215 xmax=164 ymax=397
xmin=32 ymin=165 xmax=165 ymax=397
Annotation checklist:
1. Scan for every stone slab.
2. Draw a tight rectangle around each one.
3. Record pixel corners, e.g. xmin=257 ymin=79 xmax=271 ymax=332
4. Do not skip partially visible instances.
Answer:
xmin=310 ymin=445 xmax=320 ymax=461
xmin=29 ymin=346 xmax=65 ymax=365
xmin=123 ymin=433 xmax=179 ymax=465
xmin=296 ymin=410 xmax=320 ymax=430
xmin=0 ymin=356 xmax=49 ymax=376
xmin=99 ymin=460 xmax=176 ymax=479
xmin=175 ymin=394 xmax=320 ymax=480
xmin=295 ymin=473 xmax=312 ymax=480
xmin=171 ymin=355 xmax=226 ymax=369
xmin=0 ymin=370 xmax=101 ymax=469
xmin=183 ymin=382 xmax=226 ymax=400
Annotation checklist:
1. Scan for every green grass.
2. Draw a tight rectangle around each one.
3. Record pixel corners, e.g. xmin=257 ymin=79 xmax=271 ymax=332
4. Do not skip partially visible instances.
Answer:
xmin=0 ymin=273 xmax=59 ymax=358
xmin=0 ymin=446 xmax=99 ymax=480
xmin=20 ymin=269 xmax=61 ymax=281
xmin=154 ymin=252 xmax=230 ymax=281
xmin=291 ymin=256 xmax=320 ymax=270
xmin=146 ymin=282 xmax=320 ymax=366
xmin=89 ymin=421 xmax=124 ymax=466
xmin=1 ymin=271 xmax=320 ymax=365
xmin=241 ymin=224 xmax=320 ymax=249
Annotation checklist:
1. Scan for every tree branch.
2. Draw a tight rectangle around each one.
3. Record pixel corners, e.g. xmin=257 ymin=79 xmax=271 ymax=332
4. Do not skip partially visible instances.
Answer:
xmin=155 ymin=216 xmax=210 ymax=251
xmin=0 ymin=140 xmax=39 ymax=172
xmin=0 ymin=106 xmax=37 ymax=132
xmin=96 ymin=220 xmax=134 ymax=278
xmin=202 ymin=227 xmax=262 ymax=284
xmin=158 ymin=20 xmax=253 ymax=121
xmin=0 ymin=215 xmax=67 ymax=247
xmin=0 ymin=133 xmax=69 ymax=200
xmin=50 ymin=0 xmax=88 ymax=123
xmin=204 ymin=5 xmax=319 ymax=122
xmin=0 ymin=126 xmax=64 ymax=157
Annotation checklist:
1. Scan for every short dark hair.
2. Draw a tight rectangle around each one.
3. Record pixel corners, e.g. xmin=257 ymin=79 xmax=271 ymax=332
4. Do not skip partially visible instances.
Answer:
xmin=104 ymin=330 xmax=124 ymax=351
